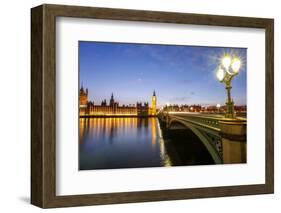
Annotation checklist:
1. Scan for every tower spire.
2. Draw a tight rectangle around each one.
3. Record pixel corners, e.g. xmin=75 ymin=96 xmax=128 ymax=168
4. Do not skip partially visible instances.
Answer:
xmin=110 ymin=92 xmax=115 ymax=107
xmin=80 ymin=81 xmax=84 ymax=92
xmin=151 ymin=90 xmax=157 ymax=116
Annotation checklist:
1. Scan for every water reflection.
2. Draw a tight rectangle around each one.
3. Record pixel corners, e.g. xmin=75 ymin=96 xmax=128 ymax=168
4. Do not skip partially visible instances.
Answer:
xmin=79 ymin=117 xmax=214 ymax=170
xmin=79 ymin=117 xmax=171 ymax=170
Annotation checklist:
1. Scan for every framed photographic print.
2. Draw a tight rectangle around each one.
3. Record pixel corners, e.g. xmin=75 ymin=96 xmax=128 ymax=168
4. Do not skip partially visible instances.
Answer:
xmin=31 ymin=4 xmax=274 ymax=208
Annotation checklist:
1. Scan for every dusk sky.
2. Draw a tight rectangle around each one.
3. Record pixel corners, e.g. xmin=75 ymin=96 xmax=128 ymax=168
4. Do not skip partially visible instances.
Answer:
xmin=79 ymin=41 xmax=247 ymax=107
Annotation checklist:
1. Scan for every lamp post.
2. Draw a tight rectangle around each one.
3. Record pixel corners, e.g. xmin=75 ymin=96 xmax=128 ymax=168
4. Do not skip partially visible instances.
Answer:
xmin=216 ymin=55 xmax=241 ymax=118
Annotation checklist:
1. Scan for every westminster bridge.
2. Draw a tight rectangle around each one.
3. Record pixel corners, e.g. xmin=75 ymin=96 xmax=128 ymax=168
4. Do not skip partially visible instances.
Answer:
xmin=157 ymin=111 xmax=247 ymax=164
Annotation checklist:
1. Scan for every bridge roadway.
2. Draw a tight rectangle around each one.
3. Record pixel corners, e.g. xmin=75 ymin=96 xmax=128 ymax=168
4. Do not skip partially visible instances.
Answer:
xmin=157 ymin=112 xmax=246 ymax=164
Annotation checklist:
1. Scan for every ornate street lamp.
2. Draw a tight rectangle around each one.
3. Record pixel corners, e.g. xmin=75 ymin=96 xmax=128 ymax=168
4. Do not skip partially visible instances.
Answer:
xmin=216 ymin=55 xmax=241 ymax=118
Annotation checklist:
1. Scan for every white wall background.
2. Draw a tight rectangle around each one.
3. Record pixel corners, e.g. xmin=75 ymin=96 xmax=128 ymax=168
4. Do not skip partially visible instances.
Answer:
xmin=0 ymin=0 xmax=279 ymax=212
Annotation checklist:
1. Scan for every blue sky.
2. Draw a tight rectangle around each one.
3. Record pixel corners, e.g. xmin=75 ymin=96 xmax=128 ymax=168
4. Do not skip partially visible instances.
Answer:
xmin=79 ymin=41 xmax=247 ymax=107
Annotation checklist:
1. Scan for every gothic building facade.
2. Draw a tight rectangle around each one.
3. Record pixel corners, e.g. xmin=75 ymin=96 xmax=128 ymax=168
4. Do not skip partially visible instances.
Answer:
xmin=79 ymin=87 xmax=157 ymax=117
xmin=79 ymin=86 xmax=88 ymax=108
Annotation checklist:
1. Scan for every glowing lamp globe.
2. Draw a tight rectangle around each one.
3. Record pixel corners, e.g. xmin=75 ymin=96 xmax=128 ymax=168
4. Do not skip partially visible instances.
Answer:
xmin=222 ymin=56 xmax=232 ymax=70
xmin=231 ymin=58 xmax=241 ymax=73
xmin=216 ymin=68 xmax=225 ymax=82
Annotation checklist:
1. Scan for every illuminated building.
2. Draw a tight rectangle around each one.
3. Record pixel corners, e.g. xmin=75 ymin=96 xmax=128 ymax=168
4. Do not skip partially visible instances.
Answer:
xmin=79 ymin=86 xmax=157 ymax=117
xmin=151 ymin=90 xmax=157 ymax=115
xmin=79 ymin=85 xmax=88 ymax=108
xmin=163 ymin=104 xmax=246 ymax=115
xmin=136 ymin=102 xmax=149 ymax=116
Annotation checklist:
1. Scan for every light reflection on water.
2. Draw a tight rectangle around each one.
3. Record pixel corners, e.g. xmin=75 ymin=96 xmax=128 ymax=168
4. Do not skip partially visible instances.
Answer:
xmin=79 ymin=117 xmax=171 ymax=170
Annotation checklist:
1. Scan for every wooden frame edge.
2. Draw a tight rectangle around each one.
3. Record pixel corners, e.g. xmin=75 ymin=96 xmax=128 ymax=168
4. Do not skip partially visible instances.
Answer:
xmin=265 ymin=18 xmax=274 ymax=194
xmin=31 ymin=5 xmax=44 ymax=208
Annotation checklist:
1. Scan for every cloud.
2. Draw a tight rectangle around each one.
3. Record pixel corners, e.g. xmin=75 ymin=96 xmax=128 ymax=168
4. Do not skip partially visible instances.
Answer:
xmin=190 ymin=91 xmax=195 ymax=95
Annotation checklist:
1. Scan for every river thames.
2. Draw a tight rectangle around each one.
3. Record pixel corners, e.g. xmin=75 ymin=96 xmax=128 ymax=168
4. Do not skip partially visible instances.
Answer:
xmin=79 ymin=117 xmax=214 ymax=170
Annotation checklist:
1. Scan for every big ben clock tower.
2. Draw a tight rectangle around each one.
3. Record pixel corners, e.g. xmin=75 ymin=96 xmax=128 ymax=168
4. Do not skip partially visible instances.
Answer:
xmin=152 ymin=90 xmax=157 ymax=115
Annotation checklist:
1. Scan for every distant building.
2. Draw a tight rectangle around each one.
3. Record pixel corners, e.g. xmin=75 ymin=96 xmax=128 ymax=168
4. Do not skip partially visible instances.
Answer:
xmin=101 ymin=99 xmax=107 ymax=106
xmin=163 ymin=103 xmax=246 ymax=115
xmin=79 ymin=87 xmax=157 ymax=117
xmin=151 ymin=90 xmax=157 ymax=115
xmin=136 ymin=102 xmax=149 ymax=116
xmin=79 ymin=85 xmax=88 ymax=108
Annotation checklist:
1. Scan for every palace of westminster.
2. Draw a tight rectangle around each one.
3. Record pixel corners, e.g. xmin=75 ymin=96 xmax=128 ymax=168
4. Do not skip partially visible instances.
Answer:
xmin=79 ymin=85 xmax=157 ymax=117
